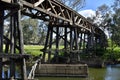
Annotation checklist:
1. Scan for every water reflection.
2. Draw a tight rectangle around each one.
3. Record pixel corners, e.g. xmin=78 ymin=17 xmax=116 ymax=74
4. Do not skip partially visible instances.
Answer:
xmin=105 ymin=64 xmax=120 ymax=80
xmin=3 ymin=64 xmax=120 ymax=80
xmin=2 ymin=67 xmax=20 ymax=79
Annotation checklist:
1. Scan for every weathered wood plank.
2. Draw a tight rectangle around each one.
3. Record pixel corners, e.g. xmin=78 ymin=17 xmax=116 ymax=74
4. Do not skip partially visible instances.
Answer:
xmin=1 ymin=0 xmax=11 ymax=3
xmin=0 ymin=9 xmax=4 ymax=80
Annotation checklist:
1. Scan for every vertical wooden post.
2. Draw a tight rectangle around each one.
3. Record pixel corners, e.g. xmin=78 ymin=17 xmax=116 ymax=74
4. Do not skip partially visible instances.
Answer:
xmin=17 ymin=10 xmax=27 ymax=80
xmin=64 ymin=26 xmax=68 ymax=60
xmin=43 ymin=26 xmax=50 ymax=63
xmin=70 ymin=27 xmax=73 ymax=63
xmin=70 ymin=27 xmax=73 ymax=51
xmin=87 ymin=33 xmax=94 ymax=50
xmin=73 ymin=27 xmax=80 ymax=62
xmin=74 ymin=28 xmax=79 ymax=50
xmin=87 ymin=33 xmax=90 ymax=49
xmin=10 ymin=13 xmax=14 ymax=55
xmin=79 ymin=32 xmax=83 ymax=50
xmin=10 ymin=14 xmax=15 ymax=79
xmin=83 ymin=33 xmax=86 ymax=50
xmin=48 ymin=26 xmax=53 ymax=63
xmin=64 ymin=27 xmax=67 ymax=51
xmin=77 ymin=29 xmax=80 ymax=61
xmin=77 ymin=29 xmax=79 ymax=50
xmin=0 ymin=9 xmax=4 ymax=80
xmin=55 ymin=26 xmax=59 ymax=63
xmin=14 ymin=14 xmax=17 ymax=53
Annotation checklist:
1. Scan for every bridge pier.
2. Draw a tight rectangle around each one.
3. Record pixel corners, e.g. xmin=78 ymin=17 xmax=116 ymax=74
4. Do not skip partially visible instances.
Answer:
xmin=42 ymin=23 xmax=82 ymax=63
xmin=0 ymin=1 xmax=28 ymax=80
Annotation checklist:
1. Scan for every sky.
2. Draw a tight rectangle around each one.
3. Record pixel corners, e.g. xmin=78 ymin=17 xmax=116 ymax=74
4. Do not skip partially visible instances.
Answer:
xmin=79 ymin=0 xmax=114 ymax=37
xmin=79 ymin=0 xmax=114 ymax=17
xmin=81 ymin=0 xmax=114 ymax=10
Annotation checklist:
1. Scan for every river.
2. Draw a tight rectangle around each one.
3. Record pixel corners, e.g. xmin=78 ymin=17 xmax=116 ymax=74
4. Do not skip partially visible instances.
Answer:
xmin=35 ymin=64 xmax=120 ymax=80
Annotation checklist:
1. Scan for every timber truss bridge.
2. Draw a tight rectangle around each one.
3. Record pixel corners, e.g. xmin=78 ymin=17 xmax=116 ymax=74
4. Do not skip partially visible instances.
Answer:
xmin=0 ymin=0 xmax=107 ymax=80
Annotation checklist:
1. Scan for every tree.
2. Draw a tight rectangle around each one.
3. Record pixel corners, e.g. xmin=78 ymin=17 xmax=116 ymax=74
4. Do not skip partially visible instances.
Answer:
xmin=112 ymin=0 xmax=120 ymax=11
xmin=105 ymin=0 xmax=120 ymax=47
xmin=21 ymin=18 xmax=39 ymax=44
xmin=37 ymin=20 xmax=47 ymax=45
xmin=111 ymin=9 xmax=120 ymax=46
xmin=94 ymin=4 xmax=111 ymax=31
xmin=58 ymin=0 xmax=85 ymax=11
xmin=86 ymin=4 xmax=111 ymax=57
xmin=21 ymin=18 xmax=47 ymax=45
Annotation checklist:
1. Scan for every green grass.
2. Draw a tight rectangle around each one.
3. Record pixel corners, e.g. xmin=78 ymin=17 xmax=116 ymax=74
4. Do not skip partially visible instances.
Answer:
xmin=24 ymin=45 xmax=120 ymax=61
xmin=24 ymin=45 xmax=64 ymax=56
xmin=24 ymin=45 xmax=44 ymax=56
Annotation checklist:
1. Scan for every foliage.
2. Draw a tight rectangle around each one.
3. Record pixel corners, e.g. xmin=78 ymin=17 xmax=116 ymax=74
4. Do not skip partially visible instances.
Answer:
xmin=88 ymin=4 xmax=111 ymax=32
xmin=102 ymin=47 xmax=120 ymax=61
xmin=107 ymin=0 xmax=120 ymax=47
xmin=86 ymin=0 xmax=120 ymax=62
xmin=21 ymin=18 xmax=47 ymax=45
xmin=100 ymin=39 xmax=120 ymax=61
xmin=110 ymin=8 xmax=120 ymax=46
xmin=22 ymin=18 xmax=38 ymax=44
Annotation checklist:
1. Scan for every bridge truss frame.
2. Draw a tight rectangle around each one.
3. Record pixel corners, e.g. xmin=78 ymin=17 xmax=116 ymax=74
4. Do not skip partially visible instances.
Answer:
xmin=0 ymin=0 xmax=107 ymax=80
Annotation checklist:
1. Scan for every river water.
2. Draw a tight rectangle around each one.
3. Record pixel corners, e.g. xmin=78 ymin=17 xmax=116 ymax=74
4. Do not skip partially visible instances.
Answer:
xmin=36 ymin=64 xmax=120 ymax=80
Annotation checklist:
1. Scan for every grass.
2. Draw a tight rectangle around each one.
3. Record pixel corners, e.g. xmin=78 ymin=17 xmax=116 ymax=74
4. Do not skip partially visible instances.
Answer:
xmin=23 ymin=45 xmax=120 ymax=62
xmin=24 ymin=45 xmax=64 ymax=56
xmin=24 ymin=45 xmax=44 ymax=56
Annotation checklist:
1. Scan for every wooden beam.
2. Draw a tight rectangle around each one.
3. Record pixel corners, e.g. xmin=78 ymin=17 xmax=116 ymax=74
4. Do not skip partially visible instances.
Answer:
xmin=70 ymin=27 xmax=73 ymax=50
xmin=64 ymin=27 xmax=67 ymax=50
xmin=4 ymin=10 xmax=18 ymax=19
xmin=0 ymin=9 xmax=4 ymax=80
xmin=1 ymin=0 xmax=11 ymax=3
xmin=34 ymin=0 xmax=45 ymax=7
xmin=48 ymin=26 xmax=53 ymax=63
xmin=42 ymin=26 xmax=50 ymax=63
xmin=55 ymin=26 xmax=59 ymax=63
xmin=10 ymin=12 xmax=15 ymax=79
xmin=17 ymin=9 xmax=27 ymax=80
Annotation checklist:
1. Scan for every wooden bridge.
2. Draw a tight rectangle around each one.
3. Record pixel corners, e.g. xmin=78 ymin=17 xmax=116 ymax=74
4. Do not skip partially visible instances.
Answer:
xmin=0 ymin=0 xmax=107 ymax=80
